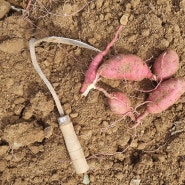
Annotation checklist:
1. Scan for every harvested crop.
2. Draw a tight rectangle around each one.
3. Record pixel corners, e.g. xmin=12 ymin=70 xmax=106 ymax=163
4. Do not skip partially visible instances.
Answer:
xmin=97 ymin=54 xmax=155 ymax=81
xmin=135 ymin=77 xmax=185 ymax=127
xmin=153 ymin=49 xmax=179 ymax=81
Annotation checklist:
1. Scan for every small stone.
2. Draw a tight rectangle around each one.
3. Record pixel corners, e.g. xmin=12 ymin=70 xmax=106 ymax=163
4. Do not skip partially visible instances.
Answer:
xmin=157 ymin=39 xmax=170 ymax=49
xmin=96 ymin=0 xmax=104 ymax=8
xmin=89 ymin=2 xmax=95 ymax=10
xmin=28 ymin=144 xmax=44 ymax=154
xmin=14 ymin=85 xmax=24 ymax=96
xmin=23 ymin=107 xmax=33 ymax=120
xmin=130 ymin=139 xmax=138 ymax=148
xmin=131 ymin=0 xmax=140 ymax=9
xmin=63 ymin=4 xmax=72 ymax=16
xmin=142 ymin=29 xmax=150 ymax=37
xmin=88 ymin=38 xmax=96 ymax=45
xmin=74 ymin=48 xmax=81 ymax=56
xmin=180 ymin=0 xmax=185 ymax=9
xmin=115 ymin=172 xmax=124 ymax=180
xmin=130 ymin=179 xmax=141 ymax=185
xmin=176 ymin=103 xmax=183 ymax=111
xmin=120 ymin=14 xmax=129 ymax=25
xmin=6 ymin=78 xmax=14 ymax=88
xmin=99 ymin=14 xmax=104 ymax=21
xmin=157 ymin=0 xmax=167 ymax=5
xmin=14 ymin=104 xmax=25 ymax=115
xmin=80 ymin=130 xmax=92 ymax=140
xmin=70 ymin=112 xmax=79 ymax=118
xmin=137 ymin=142 xmax=147 ymax=150
xmin=74 ymin=95 xmax=79 ymax=100
xmin=125 ymin=3 xmax=131 ymax=12
xmin=0 ymin=145 xmax=9 ymax=156
xmin=0 ymin=0 xmax=10 ymax=19
xmin=63 ymin=103 xmax=72 ymax=114
xmin=102 ymin=121 xmax=109 ymax=127
xmin=14 ymin=97 xmax=25 ymax=104
xmin=104 ymin=13 xmax=112 ymax=20
xmin=51 ymin=173 xmax=59 ymax=181
xmin=44 ymin=126 xmax=53 ymax=138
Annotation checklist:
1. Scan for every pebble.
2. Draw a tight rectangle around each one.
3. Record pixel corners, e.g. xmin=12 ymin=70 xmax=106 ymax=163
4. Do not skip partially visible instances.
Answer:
xmin=14 ymin=97 xmax=25 ymax=104
xmin=28 ymin=145 xmax=44 ymax=154
xmin=125 ymin=3 xmax=131 ymax=12
xmin=70 ymin=112 xmax=79 ymax=118
xmin=6 ymin=78 xmax=14 ymax=88
xmin=62 ymin=3 xmax=72 ymax=16
xmin=157 ymin=38 xmax=170 ymax=49
xmin=44 ymin=126 xmax=53 ymax=139
xmin=14 ymin=104 xmax=25 ymax=116
xmin=180 ymin=0 xmax=185 ymax=9
xmin=0 ymin=145 xmax=9 ymax=156
xmin=99 ymin=14 xmax=104 ymax=21
xmin=115 ymin=172 xmax=124 ymax=180
xmin=63 ymin=103 xmax=72 ymax=114
xmin=23 ymin=107 xmax=33 ymax=120
xmin=14 ymin=85 xmax=24 ymax=96
xmin=95 ymin=0 xmax=104 ymax=9
xmin=0 ymin=0 xmax=10 ymax=19
xmin=120 ymin=13 xmax=130 ymax=25
xmin=89 ymin=2 xmax=95 ymax=10
xmin=131 ymin=0 xmax=140 ymax=9
xmin=142 ymin=29 xmax=150 ymax=37
xmin=130 ymin=179 xmax=141 ymax=185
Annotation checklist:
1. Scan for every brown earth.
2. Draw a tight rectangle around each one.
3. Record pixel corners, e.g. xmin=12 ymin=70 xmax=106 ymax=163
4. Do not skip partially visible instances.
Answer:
xmin=0 ymin=0 xmax=185 ymax=184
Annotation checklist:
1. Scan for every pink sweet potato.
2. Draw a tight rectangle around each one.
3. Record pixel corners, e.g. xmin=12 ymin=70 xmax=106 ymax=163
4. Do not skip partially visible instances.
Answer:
xmin=80 ymin=26 xmax=123 ymax=96
xmin=95 ymin=86 xmax=135 ymax=121
xmin=136 ymin=77 xmax=185 ymax=125
xmin=97 ymin=54 xmax=155 ymax=81
xmin=153 ymin=49 xmax=179 ymax=81
xmin=108 ymin=91 xmax=135 ymax=121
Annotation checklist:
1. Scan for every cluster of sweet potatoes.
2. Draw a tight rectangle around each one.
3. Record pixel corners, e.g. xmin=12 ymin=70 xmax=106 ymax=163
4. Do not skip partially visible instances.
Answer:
xmin=80 ymin=26 xmax=185 ymax=128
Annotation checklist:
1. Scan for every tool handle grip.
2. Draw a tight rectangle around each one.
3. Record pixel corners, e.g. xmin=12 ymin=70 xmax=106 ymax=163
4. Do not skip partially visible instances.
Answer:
xmin=58 ymin=116 xmax=89 ymax=174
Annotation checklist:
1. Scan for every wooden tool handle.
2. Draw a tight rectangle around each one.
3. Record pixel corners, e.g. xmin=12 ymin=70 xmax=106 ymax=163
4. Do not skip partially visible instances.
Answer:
xmin=58 ymin=115 xmax=89 ymax=174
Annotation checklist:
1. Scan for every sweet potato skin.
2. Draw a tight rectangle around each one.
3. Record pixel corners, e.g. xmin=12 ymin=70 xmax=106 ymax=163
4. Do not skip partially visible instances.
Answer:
xmin=80 ymin=26 xmax=123 ymax=94
xmin=97 ymin=54 xmax=154 ymax=81
xmin=153 ymin=50 xmax=179 ymax=81
xmin=135 ymin=77 xmax=185 ymax=126
xmin=146 ymin=77 xmax=185 ymax=114
xmin=108 ymin=92 xmax=135 ymax=120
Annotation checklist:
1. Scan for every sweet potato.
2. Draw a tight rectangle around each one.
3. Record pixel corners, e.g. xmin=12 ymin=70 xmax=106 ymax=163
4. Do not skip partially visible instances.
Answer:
xmin=135 ymin=77 xmax=185 ymax=126
xmin=80 ymin=26 xmax=123 ymax=96
xmin=153 ymin=50 xmax=179 ymax=81
xmin=95 ymin=86 xmax=135 ymax=120
xmin=108 ymin=91 xmax=135 ymax=121
xmin=97 ymin=54 xmax=155 ymax=81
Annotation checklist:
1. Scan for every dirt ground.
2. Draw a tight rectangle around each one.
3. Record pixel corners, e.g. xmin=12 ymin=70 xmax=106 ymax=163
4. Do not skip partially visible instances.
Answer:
xmin=0 ymin=0 xmax=185 ymax=184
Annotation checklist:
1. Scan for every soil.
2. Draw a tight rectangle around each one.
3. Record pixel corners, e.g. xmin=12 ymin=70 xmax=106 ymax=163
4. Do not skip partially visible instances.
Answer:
xmin=0 ymin=0 xmax=185 ymax=184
